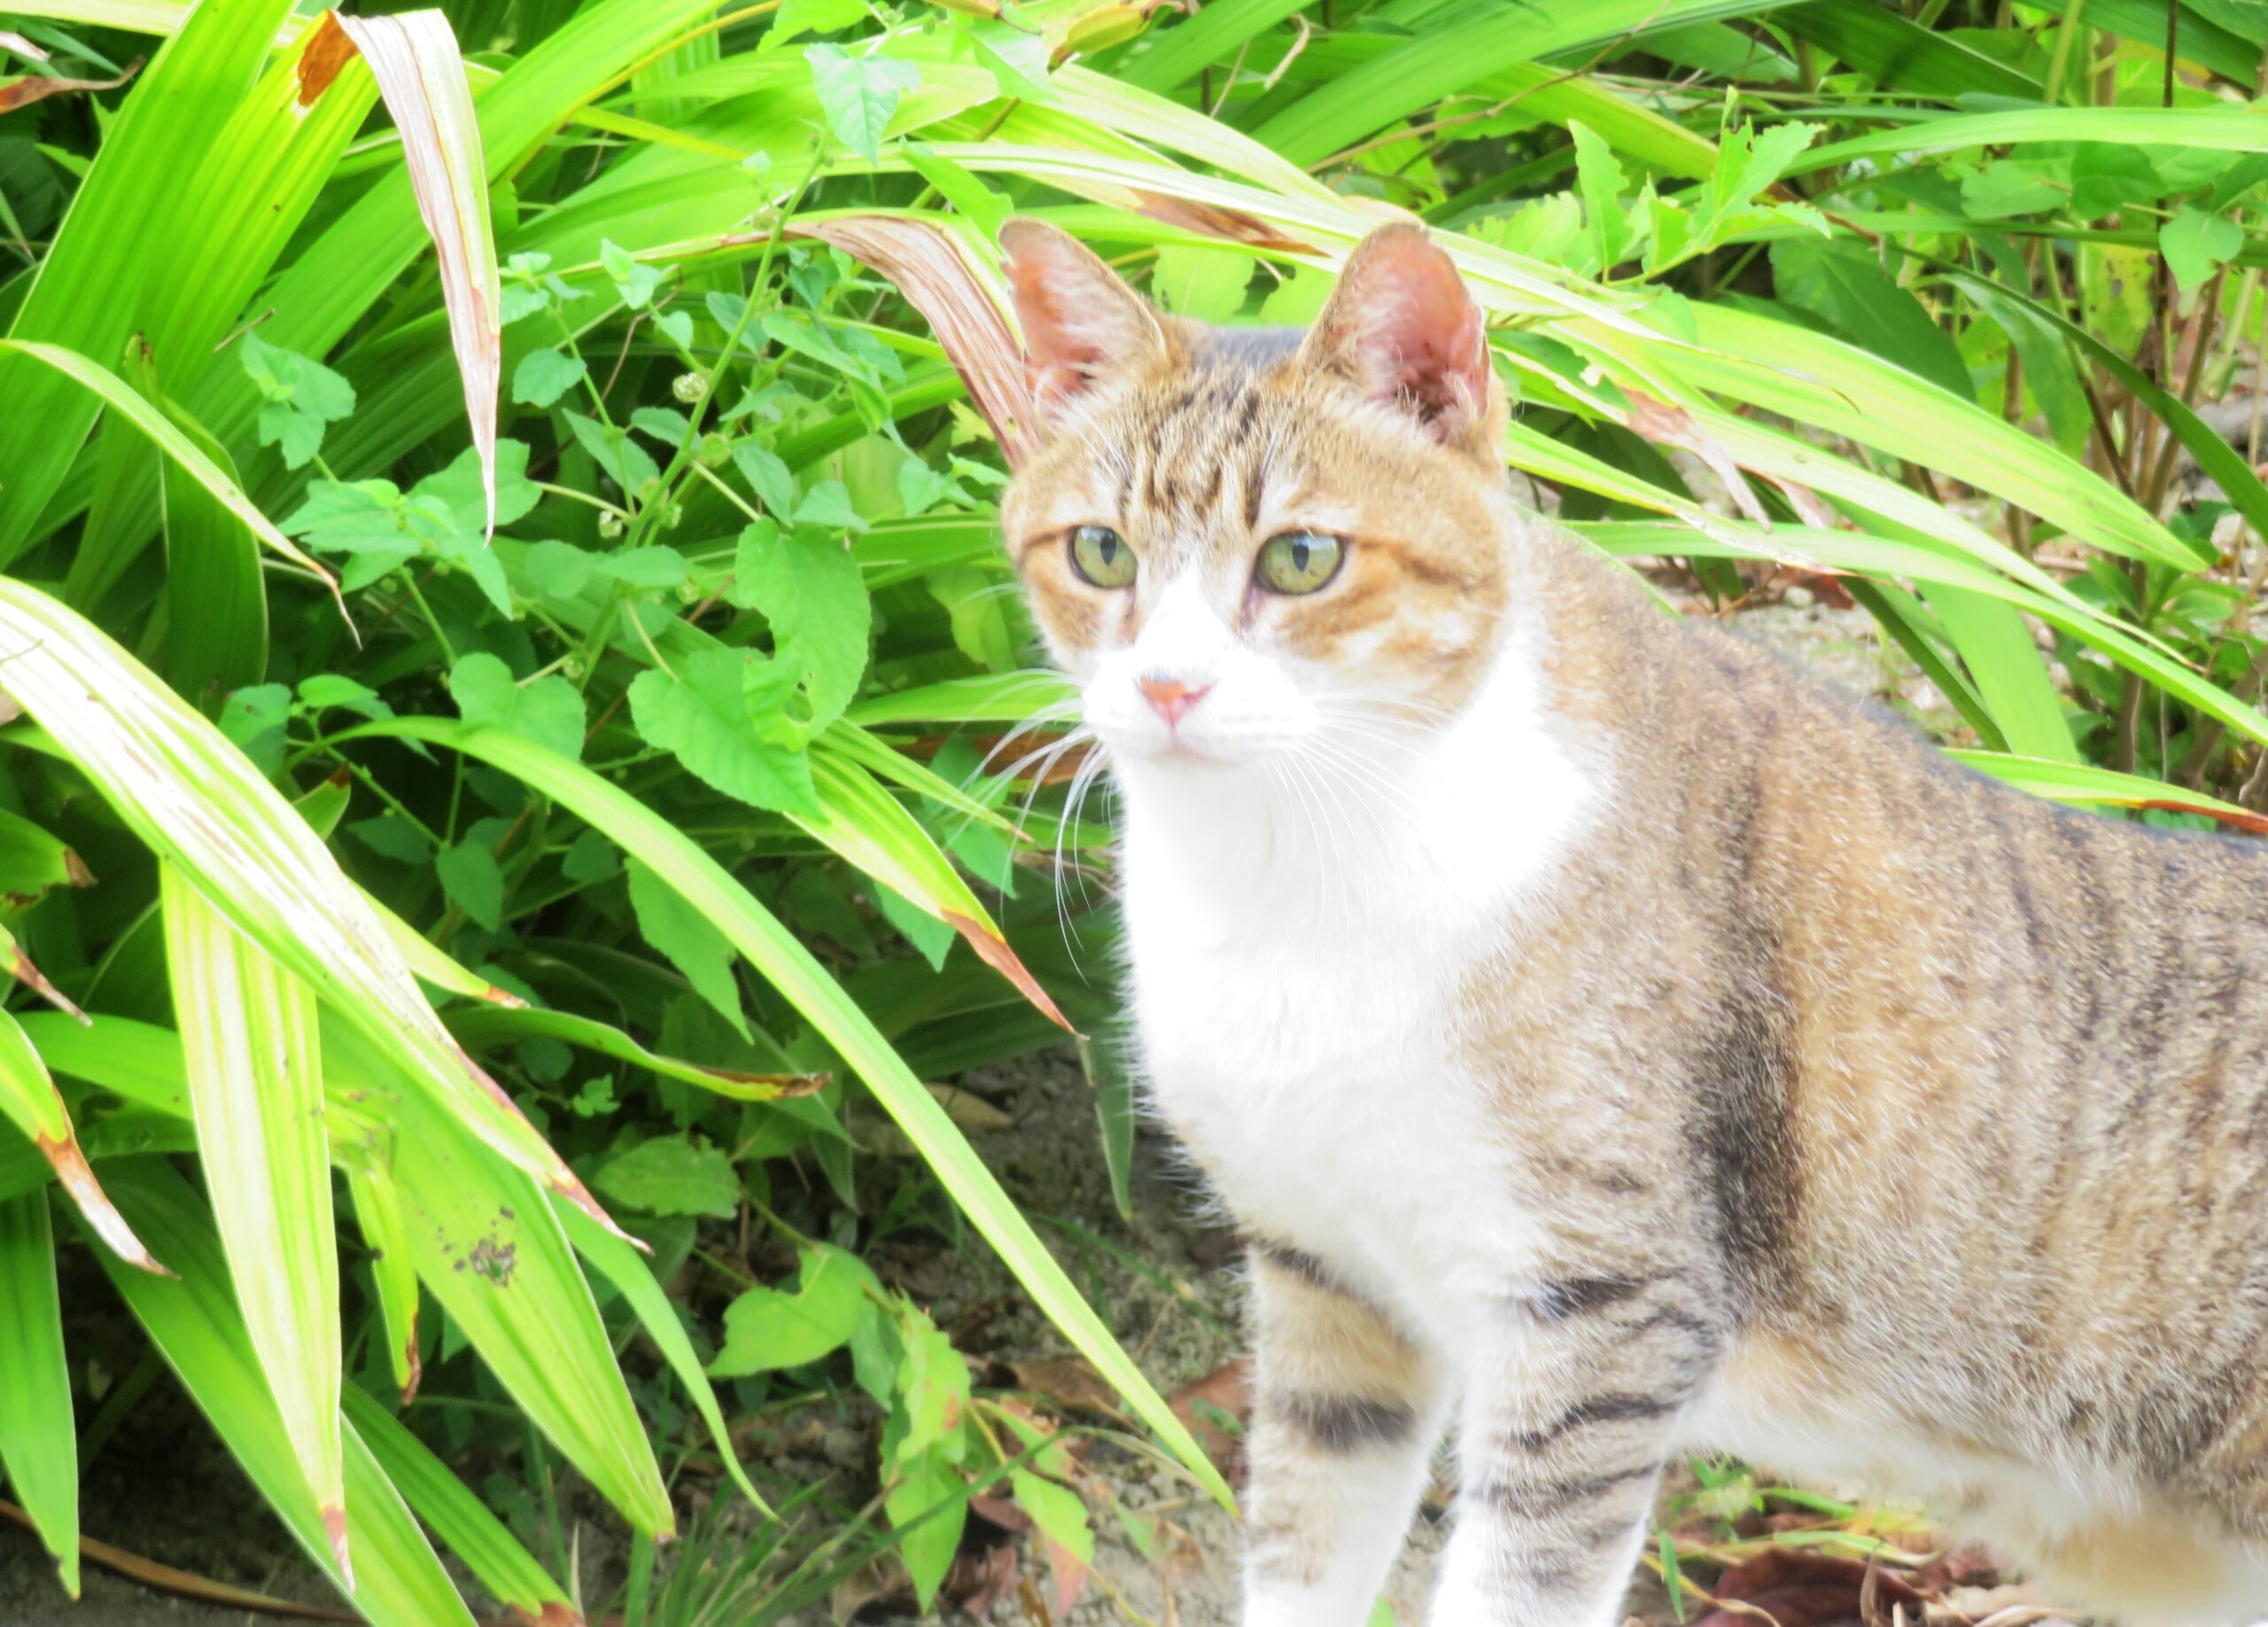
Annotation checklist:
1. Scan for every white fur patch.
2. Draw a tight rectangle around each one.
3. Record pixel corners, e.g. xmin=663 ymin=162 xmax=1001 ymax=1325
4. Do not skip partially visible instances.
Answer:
xmin=1102 ymin=617 xmax=1601 ymax=1348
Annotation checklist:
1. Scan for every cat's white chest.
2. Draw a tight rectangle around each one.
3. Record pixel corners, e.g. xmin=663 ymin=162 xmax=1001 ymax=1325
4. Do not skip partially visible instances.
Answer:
xmin=1110 ymin=641 xmax=1602 ymax=1344
xmin=1128 ymin=881 xmax=1518 ymax=1339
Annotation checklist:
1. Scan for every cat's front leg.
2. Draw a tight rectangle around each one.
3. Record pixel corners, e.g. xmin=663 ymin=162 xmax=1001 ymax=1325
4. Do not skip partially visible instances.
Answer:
xmin=1430 ymin=1269 xmax=1722 ymax=1627
xmin=1241 ymin=1242 xmax=1450 ymax=1627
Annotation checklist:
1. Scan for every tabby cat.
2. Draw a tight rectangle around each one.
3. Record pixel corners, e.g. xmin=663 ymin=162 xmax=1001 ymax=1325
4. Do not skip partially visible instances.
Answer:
xmin=995 ymin=217 xmax=2268 ymax=1626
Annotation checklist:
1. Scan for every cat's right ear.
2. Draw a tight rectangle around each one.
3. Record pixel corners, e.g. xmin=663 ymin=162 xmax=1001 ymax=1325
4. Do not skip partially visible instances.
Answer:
xmin=1000 ymin=218 xmax=1168 ymax=420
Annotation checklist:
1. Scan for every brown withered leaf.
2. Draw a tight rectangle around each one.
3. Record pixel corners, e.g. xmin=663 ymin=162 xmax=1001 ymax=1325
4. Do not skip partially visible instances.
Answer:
xmin=0 ymin=31 xmax=49 ymax=61
xmin=950 ymin=1539 xmax=1021 ymax=1616
xmin=1690 ymin=1549 xmax=1930 ymax=1627
xmin=1625 ymin=389 xmax=1773 ymax=529
xmin=0 ymin=58 xmax=139 ymax=115
xmin=1129 ymin=190 xmax=1314 ymax=253
xmin=295 ymin=12 xmax=361 ymax=106
xmin=1169 ymin=1356 xmax=1253 ymax=1483
xmin=789 ymin=214 xmax=1039 ymax=469
xmin=1007 ymin=1352 xmax=1127 ymax=1416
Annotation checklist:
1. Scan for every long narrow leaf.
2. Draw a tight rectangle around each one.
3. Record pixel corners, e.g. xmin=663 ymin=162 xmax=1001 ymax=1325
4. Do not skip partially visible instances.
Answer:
xmin=344 ymin=718 xmax=1233 ymax=1507
xmin=160 ymin=863 xmax=346 ymax=1581
xmin=86 ymin=1160 xmax=478 ymax=1625
xmin=0 ymin=1190 xmax=76 ymax=1595
xmin=0 ymin=578 xmax=627 ymax=1240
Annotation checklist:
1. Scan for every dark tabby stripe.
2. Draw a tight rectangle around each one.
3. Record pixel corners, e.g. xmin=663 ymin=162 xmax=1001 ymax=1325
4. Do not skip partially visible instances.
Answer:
xmin=1508 ymin=1390 xmax=1682 ymax=1452
xmin=1278 ymin=1392 xmax=1419 ymax=1454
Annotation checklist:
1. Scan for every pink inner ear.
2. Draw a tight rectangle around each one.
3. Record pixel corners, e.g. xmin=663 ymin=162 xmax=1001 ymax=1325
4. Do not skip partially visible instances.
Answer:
xmin=1007 ymin=253 xmax=1107 ymax=406
xmin=1349 ymin=234 xmax=1490 ymax=427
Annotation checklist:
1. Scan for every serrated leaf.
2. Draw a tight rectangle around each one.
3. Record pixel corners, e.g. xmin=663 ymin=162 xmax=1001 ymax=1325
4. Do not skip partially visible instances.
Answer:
xmin=732 ymin=519 xmax=871 ymax=728
xmin=2161 ymin=206 xmax=2243 ymax=298
xmin=711 ymin=1243 xmax=868 ymax=1374
xmin=566 ymin=410 xmax=661 ymax=495
xmin=731 ymin=440 xmax=796 ymax=517
xmin=625 ymin=859 xmax=750 ymax=1039
xmin=437 ymin=840 xmax=506 ymax=931
xmin=594 ymin=1136 xmax=740 ymax=1219
xmin=626 ymin=650 xmax=819 ymax=814
xmin=804 ymin=43 xmax=920 ymax=164
xmin=449 ymin=653 xmax=586 ymax=761
xmin=512 ymin=346 xmax=586 ymax=409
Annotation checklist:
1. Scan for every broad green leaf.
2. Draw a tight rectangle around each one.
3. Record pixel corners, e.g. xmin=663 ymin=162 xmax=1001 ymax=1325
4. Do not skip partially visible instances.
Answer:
xmin=241 ymin=330 xmax=356 ymax=470
xmin=732 ymin=518 xmax=872 ymax=728
xmin=0 ymin=1191 xmax=76 ymax=1595
xmin=886 ymin=1448 xmax=966 ymax=1610
xmin=594 ymin=1136 xmax=741 ymax=1219
xmin=805 ymin=43 xmax=921 ymax=163
xmin=512 ymin=346 xmax=587 ymax=408
xmin=627 ymin=648 xmax=820 ymax=815
xmin=437 ymin=839 xmax=508 ymax=932
xmin=87 ymin=1160 xmax=478 ymax=1625
xmin=2160 ymin=206 xmax=2243 ymax=299
xmin=711 ymin=1243 xmax=869 ymax=1374
xmin=1010 ymin=1467 xmax=1094 ymax=1567
xmin=1928 ymin=588 xmax=2078 ymax=765
xmin=626 ymin=858 xmax=752 ymax=1039
xmin=448 ymin=652 xmax=586 ymax=762
xmin=0 ymin=807 xmax=84 ymax=901
xmin=1151 ymin=243 xmax=1253 ymax=321
xmin=1569 ymin=121 xmax=1633 ymax=272
xmin=159 ymin=863 xmax=345 ymax=1576
xmin=340 ymin=717 xmax=1232 ymax=1506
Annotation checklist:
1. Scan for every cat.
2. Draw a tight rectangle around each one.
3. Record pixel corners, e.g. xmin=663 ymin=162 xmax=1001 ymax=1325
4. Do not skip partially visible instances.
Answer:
xmin=993 ymin=215 xmax=2268 ymax=1627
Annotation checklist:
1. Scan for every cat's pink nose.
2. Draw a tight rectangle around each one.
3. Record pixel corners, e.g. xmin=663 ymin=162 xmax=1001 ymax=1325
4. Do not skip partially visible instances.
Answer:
xmin=1138 ymin=676 xmax=1211 ymax=726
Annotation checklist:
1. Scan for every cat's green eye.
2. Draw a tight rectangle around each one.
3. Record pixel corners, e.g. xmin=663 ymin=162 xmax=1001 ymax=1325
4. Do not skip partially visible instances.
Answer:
xmin=1068 ymin=525 xmax=1137 ymax=588
xmin=1255 ymin=531 xmax=1345 ymax=596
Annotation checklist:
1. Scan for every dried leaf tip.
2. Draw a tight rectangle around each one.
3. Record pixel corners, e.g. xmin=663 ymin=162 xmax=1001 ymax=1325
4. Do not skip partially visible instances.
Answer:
xmin=45 ymin=1137 xmax=170 ymax=1276
xmin=321 ymin=1506 xmax=354 ymax=1592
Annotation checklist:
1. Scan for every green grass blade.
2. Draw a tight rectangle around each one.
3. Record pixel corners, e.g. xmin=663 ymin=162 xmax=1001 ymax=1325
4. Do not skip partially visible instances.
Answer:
xmin=344 ymin=717 xmax=1234 ymax=1509
xmin=0 ymin=338 xmax=338 ymax=594
xmin=1946 ymin=751 xmax=2268 ymax=828
xmin=447 ymin=1004 xmax=817 ymax=1100
xmin=66 ymin=12 xmax=379 ymax=602
xmin=1926 ymin=588 xmax=2079 ymax=765
xmin=345 ymin=1164 xmax=425 ymax=1405
xmin=159 ymin=862 xmax=346 ymax=1579
xmin=339 ymin=1385 xmax=579 ymax=1624
xmin=84 ymin=1160 xmax=478 ymax=1626
xmin=551 ymin=1198 xmax=772 ymax=1517
xmin=0 ymin=577 xmax=625 ymax=1237
xmin=1793 ymin=107 xmax=2268 ymax=176
xmin=0 ymin=0 xmax=295 ymax=558
xmin=0 ymin=1190 xmax=77 ymax=1596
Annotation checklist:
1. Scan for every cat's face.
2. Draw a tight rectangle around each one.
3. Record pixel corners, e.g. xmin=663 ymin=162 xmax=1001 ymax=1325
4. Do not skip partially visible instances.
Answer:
xmin=999 ymin=222 xmax=1518 ymax=775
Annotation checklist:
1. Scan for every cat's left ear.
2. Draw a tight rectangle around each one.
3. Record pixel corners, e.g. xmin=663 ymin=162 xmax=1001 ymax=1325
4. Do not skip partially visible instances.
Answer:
xmin=1000 ymin=218 xmax=1169 ymax=422
xmin=1299 ymin=222 xmax=1502 ymax=455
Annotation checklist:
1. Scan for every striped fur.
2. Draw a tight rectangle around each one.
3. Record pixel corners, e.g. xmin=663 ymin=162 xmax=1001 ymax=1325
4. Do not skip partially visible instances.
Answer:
xmin=998 ymin=219 xmax=2268 ymax=1625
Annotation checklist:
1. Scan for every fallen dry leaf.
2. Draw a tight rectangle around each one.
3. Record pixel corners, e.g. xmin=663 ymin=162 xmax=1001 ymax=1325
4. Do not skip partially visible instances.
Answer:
xmin=1690 ymin=1549 xmax=1930 ymax=1627
xmin=1169 ymin=1355 xmax=1253 ymax=1483
xmin=1006 ymin=1352 xmax=1125 ymax=1416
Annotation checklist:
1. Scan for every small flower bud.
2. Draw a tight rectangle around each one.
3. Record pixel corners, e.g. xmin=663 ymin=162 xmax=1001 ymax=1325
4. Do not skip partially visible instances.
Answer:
xmin=672 ymin=371 xmax=705 ymax=404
